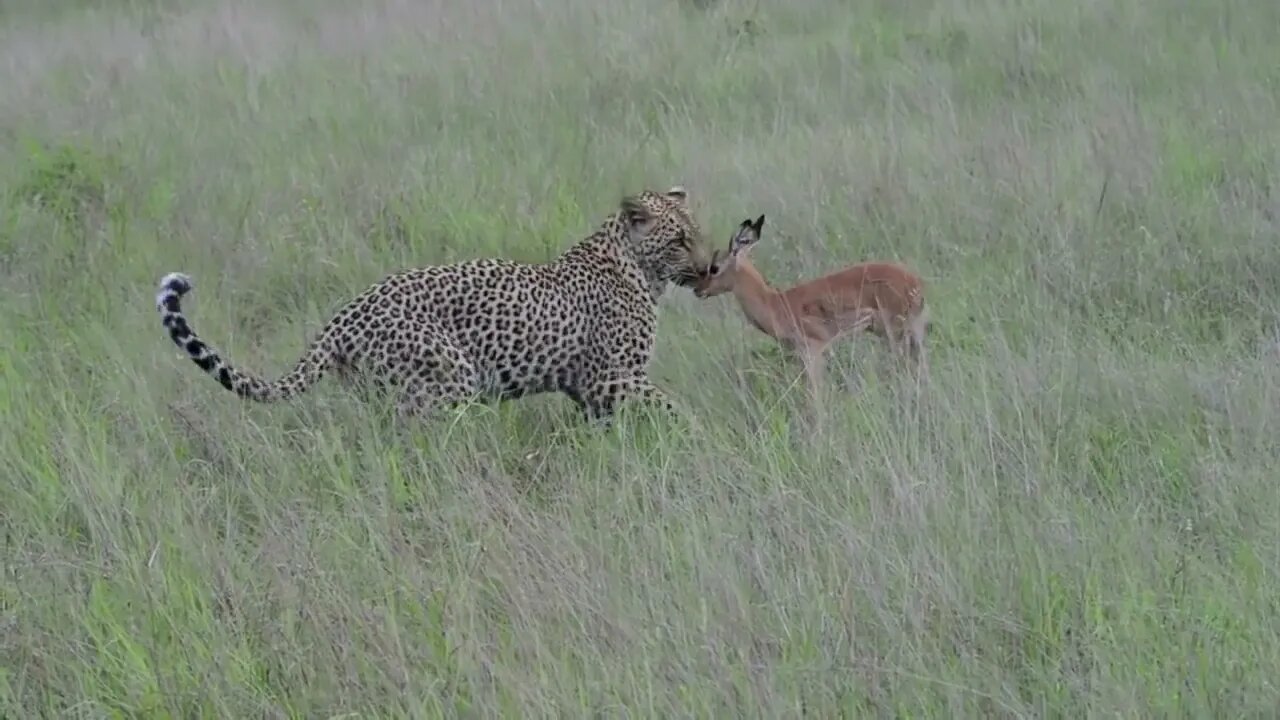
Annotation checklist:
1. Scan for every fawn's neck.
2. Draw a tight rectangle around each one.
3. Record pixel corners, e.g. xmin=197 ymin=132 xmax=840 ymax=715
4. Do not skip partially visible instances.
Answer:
xmin=730 ymin=258 xmax=789 ymax=340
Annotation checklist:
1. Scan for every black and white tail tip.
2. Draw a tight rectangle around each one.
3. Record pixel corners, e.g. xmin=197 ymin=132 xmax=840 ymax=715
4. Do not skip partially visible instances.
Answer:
xmin=156 ymin=272 xmax=193 ymax=312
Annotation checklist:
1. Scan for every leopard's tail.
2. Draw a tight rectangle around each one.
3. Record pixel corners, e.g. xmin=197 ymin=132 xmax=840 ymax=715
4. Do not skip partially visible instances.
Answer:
xmin=155 ymin=272 xmax=333 ymax=402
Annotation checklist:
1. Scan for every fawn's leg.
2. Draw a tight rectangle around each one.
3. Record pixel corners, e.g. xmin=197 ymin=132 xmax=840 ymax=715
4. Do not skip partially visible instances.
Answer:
xmin=907 ymin=310 xmax=930 ymax=386
xmin=880 ymin=308 xmax=907 ymax=358
xmin=834 ymin=310 xmax=875 ymax=393
xmin=799 ymin=343 xmax=828 ymax=428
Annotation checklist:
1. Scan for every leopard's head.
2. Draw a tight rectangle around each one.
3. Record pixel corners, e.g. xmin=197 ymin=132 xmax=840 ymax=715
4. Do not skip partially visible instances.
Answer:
xmin=617 ymin=186 xmax=714 ymax=295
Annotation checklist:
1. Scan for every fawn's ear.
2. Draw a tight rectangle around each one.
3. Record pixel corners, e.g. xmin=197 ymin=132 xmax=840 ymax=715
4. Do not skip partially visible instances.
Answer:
xmin=715 ymin=245 xmax=739 ymax=271
xmin=729 ymin=214 xmax=765 ymax=255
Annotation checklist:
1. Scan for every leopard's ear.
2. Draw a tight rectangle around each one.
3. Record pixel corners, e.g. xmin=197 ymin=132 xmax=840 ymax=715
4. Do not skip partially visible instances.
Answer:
xmin=620 ymin=195 xmax=652 ymax=224
xmin=620 ymin=195 xmax=655 ymax=238
xmin=664 ymin=185 xmax=689 ymax=207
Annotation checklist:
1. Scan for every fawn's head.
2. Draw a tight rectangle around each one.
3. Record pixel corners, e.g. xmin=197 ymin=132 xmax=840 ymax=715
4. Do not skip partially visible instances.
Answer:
xmin=693 ymin=214 xmax=765 ymax=299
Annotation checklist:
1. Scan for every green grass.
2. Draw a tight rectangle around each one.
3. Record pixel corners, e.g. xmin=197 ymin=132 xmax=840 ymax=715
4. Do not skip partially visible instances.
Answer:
xmin=3 ymin=0 xmax=1280 ymax=716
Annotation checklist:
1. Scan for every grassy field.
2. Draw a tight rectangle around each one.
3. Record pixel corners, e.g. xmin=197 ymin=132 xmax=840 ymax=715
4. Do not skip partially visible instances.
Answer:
xmin=3 ymin=0 xmax=1280 ymax=716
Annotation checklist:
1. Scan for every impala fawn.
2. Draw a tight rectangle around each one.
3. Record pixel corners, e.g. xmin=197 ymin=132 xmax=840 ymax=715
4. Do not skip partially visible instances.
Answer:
xmin=694 ymin=214 xmax=929 ymax=416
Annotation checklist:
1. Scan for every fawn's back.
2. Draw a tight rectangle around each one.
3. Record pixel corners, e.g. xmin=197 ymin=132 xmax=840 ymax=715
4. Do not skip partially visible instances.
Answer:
xmin=785 ymin=261 xmax=924 ymax=323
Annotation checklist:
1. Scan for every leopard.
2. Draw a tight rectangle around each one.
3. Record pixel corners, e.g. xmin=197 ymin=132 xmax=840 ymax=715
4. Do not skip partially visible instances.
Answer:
xmin=155 ymin=186 xmax=714 ymax=425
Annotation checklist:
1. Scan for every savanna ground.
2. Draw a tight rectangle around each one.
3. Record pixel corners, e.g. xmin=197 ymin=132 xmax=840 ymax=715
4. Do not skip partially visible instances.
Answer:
xmin=3 ymin=0 xmax=1279 ymax=716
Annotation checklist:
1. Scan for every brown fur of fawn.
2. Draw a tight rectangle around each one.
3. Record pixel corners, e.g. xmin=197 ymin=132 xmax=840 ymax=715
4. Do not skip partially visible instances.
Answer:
xmin=693 ymin=215 xmax=929 ymax=419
